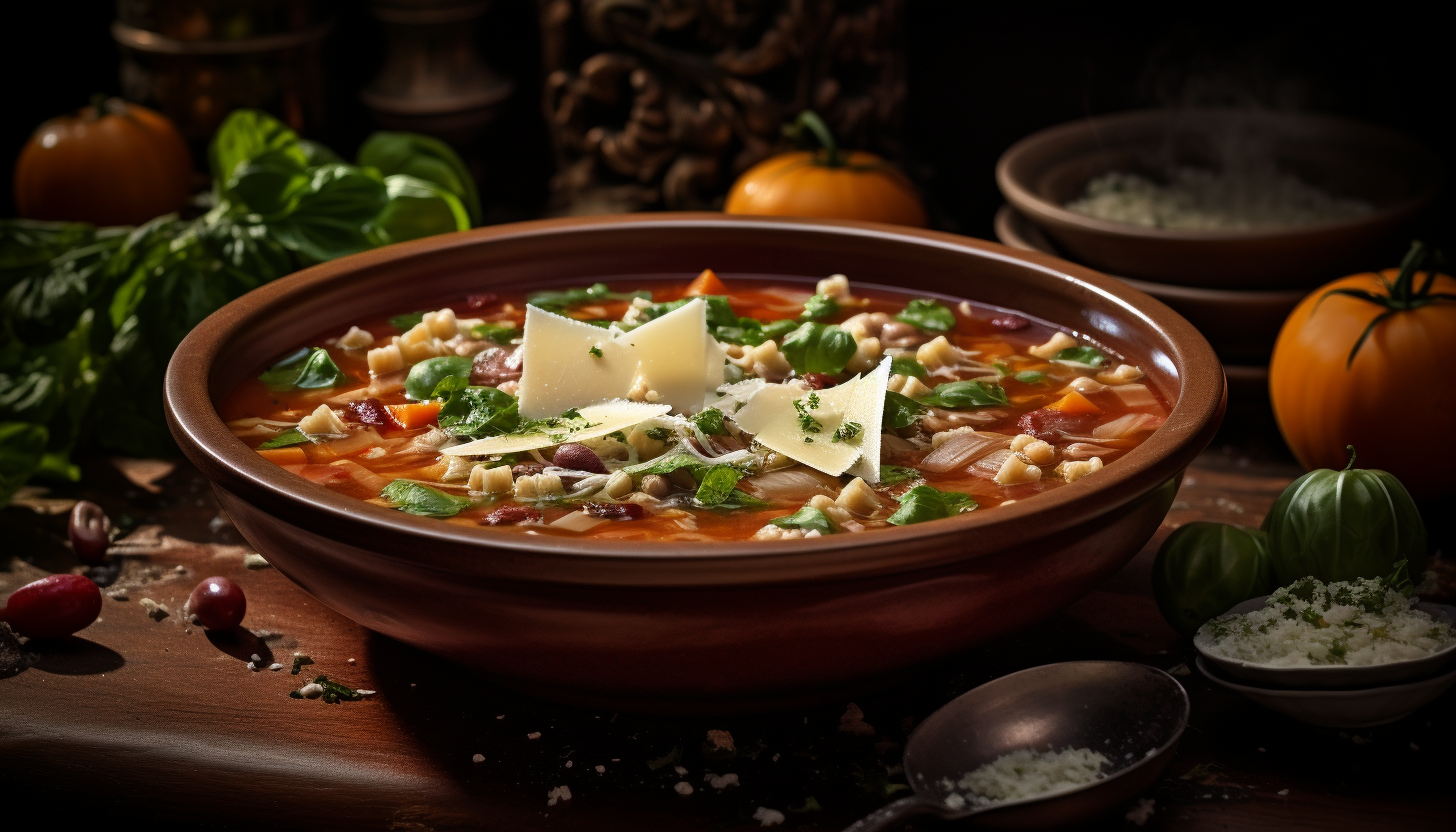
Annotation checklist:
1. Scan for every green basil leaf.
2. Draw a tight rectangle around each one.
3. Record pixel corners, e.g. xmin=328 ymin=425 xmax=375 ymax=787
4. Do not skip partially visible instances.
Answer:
xmin=225 ymin=149 xmax=310 ymax=219
xmin=890 ymin=356 xmax=928 ymax=379
xmin=800 ymin=293 xmax=838 ymax=321
xmin=0 ymin=422 xmax=47 ymax=506
xmin=769 ymin=504 xmax=836 ymax=535
xmin=357 ymin=131 xmax=482 ymax=225
xmin=895 ymin=299 xmax=955 ymax=332
xmin=781 ymin=322 xmax=856 ymax=375
xmin=259 ymin=347 xmax=346 ymax=390
xmin=1051 ymin=346 xmax=1106 ymax=367
xmin=297 ymin=139 xmax=343 ymax=167
xmin=404 ymin=355 xmax=473 ymax=401
xmin=471 ymin=321 xmax=518 ymax=344
xmin=882 ymin=390 xmax=927 ymax=429
xmin=390 ymin=311 xmax=425 ymax=331
xmin=694 ymin=464 xmax=743 ymax=506
xmin=622 ymin=449 xmax=705 ymax=477
xmin=256 ymin=427 xmax=310 ymax=450
xmin=916 ymin=380 xmax=1009 ymax=409
xmin=761 ymin=319 xmax=800 ymax=342
xmin=527 ymin=283 xmax=649 ymax=312
xmin=887 ymin=485 xmax=977 ymax=526
xmin=208 ymin=109 xmax=306 ymax=189
xmin=369 ymin=175 xmax=471 ymax=245
xmin=692 ymin=408 xmax=728 ymax=435
xmin=878 ymin=465 xmax=921 ymax=486
xmin=436 ymin=384 xmax=519 ymax=437
xmin=715 ymin=489 xmax=770 ymax=509
xmin=381 ymin=479 xmax=471 ymax=517
xmin=1013 ymin=370 xmax=1048 ymax=384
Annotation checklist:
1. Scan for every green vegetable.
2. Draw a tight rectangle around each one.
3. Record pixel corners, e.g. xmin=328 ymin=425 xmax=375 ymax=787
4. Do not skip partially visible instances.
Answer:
xmin=289 ymin=654 xmax=314 ymax=675
xmin=916 ymin=380 xmax=1008 ymax=409
xmin=369 ymin=174 xmax=471 ymax=247
xmin=381 ymin=479 xmax=472 ymax=517
xmin=1261 ymin=447 xmax=1426 ymax=587
xmin=781 ymin=322 xmax=856 ymax=375
xmin=256 ymin=428 xmax=310 ymax=450
xmin=1051 ymin=346 xmax=1106 ymax=367
xmin=882 ymin=390 xmax=926 ymax=429
xmin=887 ymin=485 xmax=976 ymax=525
xmin=1152 ymin=522 xmax=1275 ymax=635
xmin=641 ymin=295 xmax=738 ymax=329
xmin=801 ymin=293 xmax=838 ymax=321
xmin=357 ymin=131 xmax=483 ymax=225
xmin=1013 ymin=371 xmax=1048 ymax=384
xmin=692 ymin=408 xmax=728 ymax=435
xmin=259 ymin=347 xmax=346 ymax=390
xmin=404 ymin=355 xmax=473 ymax=401
xmin=644 ymin=427 xmax=674 ymax=442
xmin=895 ymin=299 xmax=955 ymax=332
xmin=712 ymin=317 xmax=799 ymax=347
xmin=288 ymin=674 xmax=367 ymax=704
xmin=588 ymin=346 xmax=603 ymax=358
xmin=471 ymin=321 xmax=517 ymax=344
xmin=890 ymin=356 xmax=927 ymax=379
xmin=878 ymin=465 xmax=920 ymax=486
xmin=832 ymin=421 xmax=863 ymax=443
xmin=770 ymin=505 xmax=836 ymax=535
xmin=694 ymin=465 xmax=743 ymax=506
xmin=435 ymin=383 xmax=519 ymax=438
xmin=0 ymin=422 xmax=47 ymax=505
xmin=527 ymin=283 xmax=649 ymax=312
xmin=390 ymin=311 xmax=425 ymax=331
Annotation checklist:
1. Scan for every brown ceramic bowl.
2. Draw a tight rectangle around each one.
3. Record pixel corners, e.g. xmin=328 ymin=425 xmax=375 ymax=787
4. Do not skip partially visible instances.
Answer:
xmin=164 ymin=214 xmax=1225 ymax=712
xmin=996 ymin=109 xmax=1440 ymax=289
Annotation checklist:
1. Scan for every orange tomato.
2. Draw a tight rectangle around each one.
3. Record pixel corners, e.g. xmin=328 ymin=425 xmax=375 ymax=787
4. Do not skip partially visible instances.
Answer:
xmin=1268 ymin=249 xmax=1456 ymax=500
xmin=14 ymin=97 xmax=193 ymax=226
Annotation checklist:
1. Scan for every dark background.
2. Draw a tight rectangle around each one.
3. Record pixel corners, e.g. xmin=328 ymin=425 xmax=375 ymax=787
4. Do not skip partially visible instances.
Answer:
xmin=5 ymin=3 xmax=1451 ymax=249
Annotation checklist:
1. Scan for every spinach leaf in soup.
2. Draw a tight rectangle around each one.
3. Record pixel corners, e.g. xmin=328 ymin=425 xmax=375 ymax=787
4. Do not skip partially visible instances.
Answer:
xmin=694 ymin=464 xmax=743 ymax=506
xmin=381 ymin=479 xmax=471 ymax=518
xmin=257 ymin=427 xmax=310 ymax=449
xmin=435 ymin=383 xmax=520 ymax=438
xmin=527 ymin=283 xmax=650 ymax=313
xmin=781 ymin=322 xmax=856 ymax=375
xmin=888 ymin=485 xmax=977 ymax=526
xmin=640 ymin=295 xmax=738 ymax=329
xmin=259 ymin=347 xmax=346 ymax=390
xmin=878 ymin=465 xmax=921 ymax=487
xmin=895 ymin=299 xmax=955 ymax=332
xmin=770 ymin=505 xmax=836 ymax=535
xmin=692 ymin=408 xmax=728 ymax=435
xmin=390 ymin=311 xmax=426 ymax=331
xmin=1014 ymin=371 xmax=1048 ymax=384
xmin=1051 ymin=346 xmax=1106 ymax=367
xmin=882 ymin=390 xmax=927 ymax=429
xmin=800 ymin=293 xmax=838 ymax=321
xmin=471 ymin=321 xmax=518 ymax=344
xmin=916 ymin=380 xmax=1009 ymax=409
xmin=404 ymin=355 xmax=472 ymax=401
xmin=890 ymin=356 xmax=928 ymax=379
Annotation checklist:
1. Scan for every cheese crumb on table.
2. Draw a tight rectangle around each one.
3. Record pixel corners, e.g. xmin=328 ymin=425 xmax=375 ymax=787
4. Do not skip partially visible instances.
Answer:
xmin=752 ymin=807 xmax=785 ymax=827
xmin=527 ymin=731 xmax=542 ymax=740
xmin=546 ymin=785 xmax=572 ymax=806
xmin=673 ymin=782 xmax=694 ymax=796
xmin=472 ymin=754 xmax=485 ymax=764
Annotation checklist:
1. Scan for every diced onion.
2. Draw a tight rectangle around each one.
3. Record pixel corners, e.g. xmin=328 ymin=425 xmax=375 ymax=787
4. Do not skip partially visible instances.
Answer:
xmin=969 ymin=448 xmax=1013 ymax=478
xmin=1109 ymin=384 xmax=1158 ymax=409
xmin=737 ymin=468 xmax=838 ymax=502
xmin=919 ymin=431 xmax=1011 ymax=473
xmin=1091 ymin=412 xmax=1163 ymax=440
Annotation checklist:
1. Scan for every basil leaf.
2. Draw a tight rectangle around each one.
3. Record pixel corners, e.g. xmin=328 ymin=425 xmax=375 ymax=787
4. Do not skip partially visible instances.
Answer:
xmin=257 ymin=427 xmax=310 ymax=450
xmin=882 ymin=390 xmax=927 ymax=429
xmin=694 ymin=464 xmax=743 ymax=506
xmin=259 ymin=347 xmax=346 ymax=390
xmin=887 ymin=485 xmax=977 ymax=526
xmin=761 ymin=319 xmax=800 ymax=342
xmin=209 ymin=109 xmax=306 ymax=189
xmin=471 ymin=321 xmax=517 ymax=344
xmin=769 ymin=505 xmax=836 ymax=535
xmin=226 ymin=149 xmax=309 ymax=219
xmin=436 ymin=384 xmax=519 ymax=437
xmin=715 ymin=489 xmax=769 ymax=509
xmin=269 ymin=165 xmax=389 ymax=263
xmin=1051 ymin=346 xmax=1106 ymax=367
xmin=370 ymin=175 xmax=471 ymax=246
xmin=781 ymin=322 xmax=856 ymax=375
xmin=895 ymin=299 xmax=955 ymax=332
xmin=916 ymin=380 xmax=1009 ymax=409
xmin=1013 ymin=370 xmax=1048 ymax=384
xmin=390 ymin=311 xmax=425 ymax=331
xmin=878 ymin=465 xmax=921 ymax=486
xmin=527 ymin=283 xmax=649 ymax=312
xmin=404 ymin=355 xmax=473 ymax=401
xmin=381 ymin=479 xmax=471 ymax=517
xmin=623 ymin=449 xmax=704 ymax=477
xmin=692 ymin=408 xmax=728 ymax=435
xmin=357 ymin=131 xmax=482 ymax=225
xmin=890 ymin=356 xmax=928 ymax=379
xmin=800 ymin=293 xmax=838 ymax=321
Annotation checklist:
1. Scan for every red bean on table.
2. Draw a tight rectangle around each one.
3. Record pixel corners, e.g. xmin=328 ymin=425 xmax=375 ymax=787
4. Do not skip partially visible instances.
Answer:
xmin=187 ymin=576 xmax=247 ymax=631
xmin=1 ymin=574 xmax=102 ymax=639
xmin=68 ymin=500 xmax=112 ymax=565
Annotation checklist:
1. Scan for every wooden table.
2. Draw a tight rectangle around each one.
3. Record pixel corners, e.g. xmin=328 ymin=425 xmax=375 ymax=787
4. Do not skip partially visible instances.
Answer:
xmin=3 ymin=430 xmax=1453 ymax=831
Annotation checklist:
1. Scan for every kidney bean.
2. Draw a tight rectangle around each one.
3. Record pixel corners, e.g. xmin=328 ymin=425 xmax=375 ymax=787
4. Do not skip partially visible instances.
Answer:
xmin=583 ymin=502 xmax=645 ymax=520
xmin=1017 ymin=409 xmax=1097 ymax=442
xmin=511 ymin=462 xmax=545 ymax=477
xmin=68 ymin=500 xmax=112 ymax=565
xmin=1 ymin=574 xmax=102 ymax=639
xmin=989 ymin=314 xmax=1030 ymax=331
xmin=346 ymin=397 xmax=396 ymax=428
xmin=465 ymin=292 xmax=499 ymax=310
xmin=186 ymin=576 xmax=247 ymax=631
xmin=799 ymin=373 xmax=837 ymax=389
xmin=553 ymin=443 xmax=607 ymax=473
xmin=470 ymin=346 xmax=523 ymax=386
xmin=482 ymin=505 xmax=541 ymax=526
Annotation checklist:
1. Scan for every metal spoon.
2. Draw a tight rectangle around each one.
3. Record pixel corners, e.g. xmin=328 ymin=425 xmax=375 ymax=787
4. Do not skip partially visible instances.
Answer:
xmin=843 ymin=661 xmax=1188 ymax=831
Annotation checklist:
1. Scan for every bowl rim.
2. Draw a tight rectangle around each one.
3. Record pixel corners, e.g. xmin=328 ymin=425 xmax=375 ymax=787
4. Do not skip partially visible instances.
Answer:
xmin=1194 ymin=655 xmax=1456 ymax=699
xmin=995 ymin=107 xmax=1443 ymax=244
xmin=164 ymin=213 xmax=1225 ymax=586
xmin=1192 ymin=595 xmax=1456 ymax=684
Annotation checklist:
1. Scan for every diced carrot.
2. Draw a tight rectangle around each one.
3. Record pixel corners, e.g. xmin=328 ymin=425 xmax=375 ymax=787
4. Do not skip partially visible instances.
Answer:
xmin=1046 ymin=391 xmax=1101 ymax=414
xmin=386 ymin=401 xmax=442 ymax=429
xmin=257 ymin=447 xmax=308 ymax=465
xmin=685 ymin=268 xmax=728 ymax=296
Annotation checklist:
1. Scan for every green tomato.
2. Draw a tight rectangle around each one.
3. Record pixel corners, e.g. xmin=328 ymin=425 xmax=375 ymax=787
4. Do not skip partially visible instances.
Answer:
xmin=1261 ymin=448 xmax=1426 ymax=587
xmin=1152 ymin=522 xmax=1275 ymax=635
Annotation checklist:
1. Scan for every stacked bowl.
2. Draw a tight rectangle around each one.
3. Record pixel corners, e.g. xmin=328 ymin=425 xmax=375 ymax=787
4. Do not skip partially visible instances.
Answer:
xmin=994 ymin=109 xmax=1441 ymax=408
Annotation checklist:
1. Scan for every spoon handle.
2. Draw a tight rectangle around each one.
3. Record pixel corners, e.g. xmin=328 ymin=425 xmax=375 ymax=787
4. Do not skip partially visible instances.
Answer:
xmin=839 ymin=796 xmax=935 ymax=832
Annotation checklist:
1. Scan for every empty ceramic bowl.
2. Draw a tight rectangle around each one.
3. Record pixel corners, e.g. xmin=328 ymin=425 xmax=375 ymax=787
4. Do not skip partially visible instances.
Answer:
xmin=1196 ymin=656 xmax=1456 ymax=728
xmin=996 ymin=108 xmax=1440 ymax=289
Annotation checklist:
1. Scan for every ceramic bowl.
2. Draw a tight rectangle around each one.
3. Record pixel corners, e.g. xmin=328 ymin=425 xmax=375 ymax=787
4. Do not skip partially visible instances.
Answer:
xmin=994 ymin=205 xmax=1306 ymax=365
xmin=1196 ymin=657 xmax=1456 ymax=728
xmin=1194 ymin=596 xmax=1456 ymax=690
xmin=996 ymin=109 xmax=1440 ymax=289
xmin=164 ymin=214 xmax=1225 ymax=711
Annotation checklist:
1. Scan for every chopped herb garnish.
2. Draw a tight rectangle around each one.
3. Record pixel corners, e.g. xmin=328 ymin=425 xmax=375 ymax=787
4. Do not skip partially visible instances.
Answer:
xmin=644 ymin=427 xmax=674 ymax=442
xmin=769 ymin=505 xmax=836 ymax=535
xmin=793 ymin=398 xmax=824 ymax=434
xmin=832 ymin=421 xmax=863 ymax=443
xmin=882 ymin=390 xmax=928 ymax=429
xmin=895 ymin=299 xmax=955 ymax=332
xmin=800 ymin=293 xmax=838 ymax=321
xmin=435 ymin=383 xmax=519 ymax=437
xmin=471 ymin=321 xmax=517 ymax=344
xmin=381 ymin=479 xmax=472 ymax=517
xmin=313 ymin=675 xmax=366 ymax=704
xmin=890 ymin=356 xmax=928 ymax=379
xmin=694 ymin=464 xmax=743 ymax=506
xmin=527 ymin=283 xmax=650 ymax=312
xmin=993 ymin=361 xmax=1011 ymax=375
xmin=290 ymin=654 xmax=314 ymax=675
xmin=781 ymin=322 xmax=857 ymax=375
xmin=878 ymin=465 xmax=920 ymax=486
xmin=588 ymin=345 xmax=603 ymax=358
xmin=607 ymin=430 xmax=628 ymax=442
xmin=639 ymin=295 xmax=739 ymax=329
xmin=257 ymin=427 xmax=310 ymax=450
xmin=692 ymin=408 xmax=728 ymax=435
xmin=258 ymin=347 xmax=346 ymax=390
xmin=389 ymin=311 xmax=425 ymax=331
xmin=887 ymin=485 xmax=977 ymax=526
xmin=1051 ymin=346 xmax=1107 ymax=367
xmin=916 ymin=380 xmax=1009 ymax=409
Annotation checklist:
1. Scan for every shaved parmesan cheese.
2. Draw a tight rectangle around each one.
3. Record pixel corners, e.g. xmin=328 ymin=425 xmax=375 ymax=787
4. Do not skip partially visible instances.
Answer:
xmin=517 ymin=299 xmax=724 ymax=418
xmin=443 ymin=401 xmax=670 ymax=457
xmin=733 ymin=358 xmax=891 ymax=482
